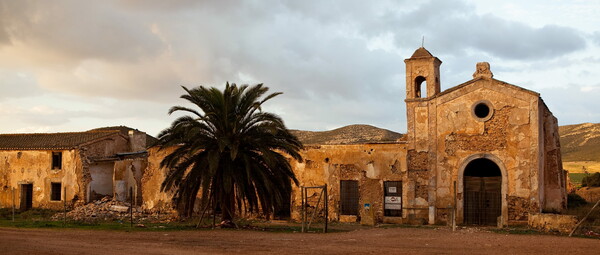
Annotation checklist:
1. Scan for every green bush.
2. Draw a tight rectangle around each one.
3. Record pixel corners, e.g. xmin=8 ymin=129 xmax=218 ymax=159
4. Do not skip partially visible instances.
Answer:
xmin=581 ymin=172 xmax=600 ymax=187
xmin=567 ymin=193 xmax=588 ymax=208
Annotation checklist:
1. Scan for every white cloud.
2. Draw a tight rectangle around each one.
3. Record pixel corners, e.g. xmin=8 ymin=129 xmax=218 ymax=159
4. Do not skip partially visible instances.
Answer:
xmin=0 ymin=0 xmax=599 ymax=135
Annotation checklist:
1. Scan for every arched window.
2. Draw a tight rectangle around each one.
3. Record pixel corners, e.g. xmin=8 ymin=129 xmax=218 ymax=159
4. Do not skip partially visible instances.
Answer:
xmin=415 ymin=76 xmax=426 ymax=98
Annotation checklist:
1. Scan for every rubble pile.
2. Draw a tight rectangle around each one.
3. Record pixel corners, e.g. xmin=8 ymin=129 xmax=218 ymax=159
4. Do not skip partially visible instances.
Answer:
xmin=52 ymin=197 xmax=178 ymax=223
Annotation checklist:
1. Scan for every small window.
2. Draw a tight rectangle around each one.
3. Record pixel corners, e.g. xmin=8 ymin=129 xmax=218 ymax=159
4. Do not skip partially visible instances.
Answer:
xmin=52 ymin=152 xmax=62 ymax=170
xmin=471 ymin=100 xmax=494 ymax=121
xmin=51 ymin=182 xmax=62 ymax=201
xmin=340 ymin=180 xmax=359 ymax=215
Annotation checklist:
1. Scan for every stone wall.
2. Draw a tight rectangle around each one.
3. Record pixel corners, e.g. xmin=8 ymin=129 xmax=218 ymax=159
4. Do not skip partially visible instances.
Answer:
xmin=529 ymin=213 xmax=577 ymax=233
xmin=289 ymin=143 xmax=407 ymax=224
xmin=430 ymin=78 xmax=544 ymax=224
xmin=541 ymin=103 xmax=567 ymax=212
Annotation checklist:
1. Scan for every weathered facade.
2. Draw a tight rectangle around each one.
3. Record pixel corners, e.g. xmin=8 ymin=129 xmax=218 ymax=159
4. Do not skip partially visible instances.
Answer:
xmin=287 ymin=48 xmax=566 ymax=225
xmin=0 ymin=127 xmax=150 ymax=210
xmin=140 ymin=47 xmax=566 ymax=226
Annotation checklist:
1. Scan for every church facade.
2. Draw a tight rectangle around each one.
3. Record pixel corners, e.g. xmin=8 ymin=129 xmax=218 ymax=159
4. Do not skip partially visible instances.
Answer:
xmin=282 ymin=47 xmax=566 ymax=225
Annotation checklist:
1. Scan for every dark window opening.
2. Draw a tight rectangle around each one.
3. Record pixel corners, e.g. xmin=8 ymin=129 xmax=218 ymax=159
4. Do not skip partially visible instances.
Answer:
xmin=20 ymin=184 xmax=33 ymax=211
xmin=52 ymin=152 xmax=62 ymax=170
xmin=51 ymin=182 xmax=62 ymax=201
xmin=340 ymin=180 xmax=359 ymax=215
xmin=474 ymin=103 xmax=490 ymax=119
xmin=384 ymin=181 xmax=402 ymax=217
xmin=414 ymin=76 xmax=427 ymax=98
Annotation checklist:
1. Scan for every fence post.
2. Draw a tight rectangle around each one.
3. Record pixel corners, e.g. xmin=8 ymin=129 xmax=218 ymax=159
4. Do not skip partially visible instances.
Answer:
xmin=324 ymin=184 xmax=328 ymax=233
xmin=452 ymin=181 xmax=457 ymax=231
xmin=130 ymin=187 xmax=134 ymax=228
xmin=63 ymin=186 xmax=67 ymax=227
xmin=12 ymin=187 xmax=15 ymax=222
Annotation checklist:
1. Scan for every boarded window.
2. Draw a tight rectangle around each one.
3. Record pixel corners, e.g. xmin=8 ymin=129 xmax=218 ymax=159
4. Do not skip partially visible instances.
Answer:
xmin=52 ymin=152 xmax=62 ymax=170
xmin=384 ymin=181 xmax=402 ymax=216
xmin=51 ymin=182 xmax=62 ymax=201
xmin=340 ymin=180 xmax=359 ymax=215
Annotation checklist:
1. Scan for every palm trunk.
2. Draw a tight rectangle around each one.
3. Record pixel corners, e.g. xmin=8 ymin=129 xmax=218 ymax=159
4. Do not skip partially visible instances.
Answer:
xmin=220 ymin=188 xmax=236 ymax=228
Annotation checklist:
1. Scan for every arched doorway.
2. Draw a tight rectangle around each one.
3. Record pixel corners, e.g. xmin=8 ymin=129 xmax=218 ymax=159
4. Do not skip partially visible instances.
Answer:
xmin=463 ymin=158 xmax=502 ymax=225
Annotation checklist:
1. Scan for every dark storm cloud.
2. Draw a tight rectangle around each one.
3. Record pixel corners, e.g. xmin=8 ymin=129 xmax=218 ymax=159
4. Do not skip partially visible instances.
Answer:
xmin=378 ymin=0 xmax=586 ymax=60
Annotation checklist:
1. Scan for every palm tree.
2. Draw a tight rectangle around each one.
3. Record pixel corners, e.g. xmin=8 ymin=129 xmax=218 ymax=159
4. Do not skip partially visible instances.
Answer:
xmin=158 ymin=83 xmax=302 ymax=226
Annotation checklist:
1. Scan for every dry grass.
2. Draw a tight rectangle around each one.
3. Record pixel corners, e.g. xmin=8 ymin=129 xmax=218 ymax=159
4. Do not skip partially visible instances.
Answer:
xmin=563 ymin=161 xmax=600 ymax=173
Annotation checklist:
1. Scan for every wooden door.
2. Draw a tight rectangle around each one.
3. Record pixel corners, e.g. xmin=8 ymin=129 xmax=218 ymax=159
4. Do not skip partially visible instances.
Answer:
xmin=464 ymin=176 xmax=501 ymax=225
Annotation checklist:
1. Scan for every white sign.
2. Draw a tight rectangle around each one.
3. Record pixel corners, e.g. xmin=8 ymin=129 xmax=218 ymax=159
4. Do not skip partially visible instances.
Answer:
xmin=385 ymin=196 xmax=401 ymax=204
xmin=388 ymin=187 xmax=397 ymax=193
xmin=385 ymin=204 xmax=402 ymax=210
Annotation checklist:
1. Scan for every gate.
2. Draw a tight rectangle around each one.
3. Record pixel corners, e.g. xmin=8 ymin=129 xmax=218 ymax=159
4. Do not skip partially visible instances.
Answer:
xmin=464 ymin=176 xmax=501 ymax=225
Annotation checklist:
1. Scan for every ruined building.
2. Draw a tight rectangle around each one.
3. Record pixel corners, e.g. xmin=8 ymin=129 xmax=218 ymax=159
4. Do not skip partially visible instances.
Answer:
xmin=2 ymin=47 xmax=565 ymax=227
xmin=0 ymin=127 xmax=152 ymax=210
xmin=141 ymin=48 xmax=566 ymax=226
xmin=285 ymin=47 xmax=566 ymax=225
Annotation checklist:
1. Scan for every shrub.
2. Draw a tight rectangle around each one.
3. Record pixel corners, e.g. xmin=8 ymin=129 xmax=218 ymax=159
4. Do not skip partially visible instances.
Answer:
xmin=567 ymin=193 xmax=588 ymax=208
xmin=581 ymin=172 xmax=600 ymax=187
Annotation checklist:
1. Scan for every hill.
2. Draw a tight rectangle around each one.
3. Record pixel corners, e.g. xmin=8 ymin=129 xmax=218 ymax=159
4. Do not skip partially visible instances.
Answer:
xmin=290 ymin=124 xmax=403 ymax=145
xmin=559 ymin=123 xmax=600 ymax=162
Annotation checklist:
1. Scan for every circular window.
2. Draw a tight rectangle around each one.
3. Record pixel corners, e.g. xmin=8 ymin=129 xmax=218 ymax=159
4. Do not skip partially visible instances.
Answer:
xmin=471 ymin=100 xmax=493 ymax=121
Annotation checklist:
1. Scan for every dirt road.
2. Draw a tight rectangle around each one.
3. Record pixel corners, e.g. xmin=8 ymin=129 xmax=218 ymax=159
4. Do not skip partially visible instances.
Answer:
xmin=0 ymin=227 xmax=597 ymax=254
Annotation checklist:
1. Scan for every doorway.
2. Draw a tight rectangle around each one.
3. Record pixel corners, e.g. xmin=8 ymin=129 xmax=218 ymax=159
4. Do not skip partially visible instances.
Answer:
xmin=20 ymin=184 xmax=33 ymax=211
xmin=463 ymin=158 xmax=501 ymax=225
xmin=273 ymin=181 xmax=291 ymax=219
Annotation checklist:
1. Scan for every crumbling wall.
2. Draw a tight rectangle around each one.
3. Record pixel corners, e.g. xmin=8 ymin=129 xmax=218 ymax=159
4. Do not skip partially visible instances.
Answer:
xmin=141 ymin=146 xmax=175 ymax=211
xmin=407 ymin=150 xmax=428 ymax=170
xmin=444 ymin=106 xmax=509 ymax=156
xmin=0 ymin=149 xmax=81 ymax=210
xmin=529 ymin=213 xmax=577 ymax=233
xmin=113 ymin=159 xmax=146 ymax=204
xmin=85 ymin=135 xmax=129 ymax=158
xmin=433 ymin=79 xmax=541 ymax=224
xmin=289 ymin=143 xmax=407 ymax=224
xmin=541 ymin=103 xmax=567 ymax=212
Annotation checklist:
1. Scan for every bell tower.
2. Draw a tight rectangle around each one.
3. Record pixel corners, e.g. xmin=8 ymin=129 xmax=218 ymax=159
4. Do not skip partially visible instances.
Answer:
xmin=404 ymin=47 xmax=441 ymax=99
xmin=404 ymin=47 xmax=442 ymax=225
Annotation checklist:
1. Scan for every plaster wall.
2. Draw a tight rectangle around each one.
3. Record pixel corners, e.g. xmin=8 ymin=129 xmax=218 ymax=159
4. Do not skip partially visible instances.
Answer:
xmin=88 ymin=162 xmax=114 ymax=200
xmin=0 ymin=150 xmax=82 ymax=210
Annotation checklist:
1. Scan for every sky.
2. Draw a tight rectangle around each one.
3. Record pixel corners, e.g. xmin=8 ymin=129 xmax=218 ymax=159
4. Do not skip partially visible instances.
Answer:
xmin=1 ymin=0 xmax=600 ymax=136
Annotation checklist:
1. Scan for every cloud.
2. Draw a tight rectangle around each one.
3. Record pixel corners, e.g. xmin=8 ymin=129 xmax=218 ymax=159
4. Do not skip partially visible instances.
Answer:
xmin=0 ymin=1 xmax=165 ymax=64
xmin=382 ymin=0 xmax=587 ymax=60
xmin=539 ymin=84 xmax=600 ymax=125
xmin=592 ymin=32 xmax=600 ymax=46
xmin=0 ymin=70 xmax=41 ymax=101
xmin=0 ymin=0 xmax=598 ymax=135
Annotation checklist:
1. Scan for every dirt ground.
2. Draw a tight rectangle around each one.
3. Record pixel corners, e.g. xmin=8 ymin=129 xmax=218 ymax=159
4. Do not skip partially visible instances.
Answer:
xmin=0 ymin=226 xmax=598 ymax=254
